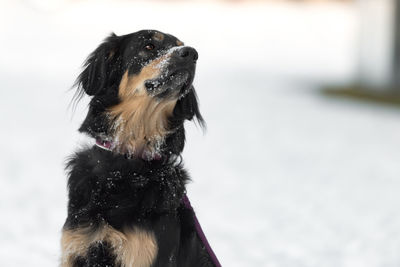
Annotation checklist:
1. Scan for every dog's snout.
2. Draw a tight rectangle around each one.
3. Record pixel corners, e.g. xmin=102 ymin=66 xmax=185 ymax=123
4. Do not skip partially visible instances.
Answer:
xmin=177 ymin=47 xmax=198 ymax=62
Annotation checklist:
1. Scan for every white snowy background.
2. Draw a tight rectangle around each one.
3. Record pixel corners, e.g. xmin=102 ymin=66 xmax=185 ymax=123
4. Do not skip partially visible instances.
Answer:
xmin=0 ymin=0 xmax=399 ymax=266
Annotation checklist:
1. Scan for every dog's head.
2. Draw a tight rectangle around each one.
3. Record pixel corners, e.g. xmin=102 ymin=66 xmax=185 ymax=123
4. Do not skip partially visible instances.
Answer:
xmin=75 ymin=30 xmax=204 ymax=159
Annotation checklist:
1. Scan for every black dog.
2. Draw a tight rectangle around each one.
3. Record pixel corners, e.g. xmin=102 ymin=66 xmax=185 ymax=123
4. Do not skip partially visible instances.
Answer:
xmin=61 ymin=30 xmax=218 ymax=267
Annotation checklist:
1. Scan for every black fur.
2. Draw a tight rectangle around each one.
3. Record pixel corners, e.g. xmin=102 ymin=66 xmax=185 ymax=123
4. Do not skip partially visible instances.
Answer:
xmin=63 ymin=30 xmax=214 ymax=267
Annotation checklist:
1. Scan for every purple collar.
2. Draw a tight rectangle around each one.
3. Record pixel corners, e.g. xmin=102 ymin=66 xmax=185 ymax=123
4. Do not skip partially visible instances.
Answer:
xmin=95 ymin=138 xmax=113 ymax=150
xmin=95 ymin=137 xmax=162 ymax=161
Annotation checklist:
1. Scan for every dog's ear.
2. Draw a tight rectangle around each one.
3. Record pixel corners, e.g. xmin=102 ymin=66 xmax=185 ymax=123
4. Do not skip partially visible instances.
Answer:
xmin=75 ymin=33 xmax=121 ymax=96
xmin=174 ymin=86 xmax=205 ymax=128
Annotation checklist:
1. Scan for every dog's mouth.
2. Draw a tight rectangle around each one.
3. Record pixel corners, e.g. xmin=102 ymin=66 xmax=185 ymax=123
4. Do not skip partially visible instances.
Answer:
xmin=144 ymin=69 xmax=192 ymax=99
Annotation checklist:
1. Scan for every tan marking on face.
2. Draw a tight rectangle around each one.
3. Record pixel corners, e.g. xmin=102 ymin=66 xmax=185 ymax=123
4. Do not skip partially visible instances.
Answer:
xmin=176 ymin=40 xmax=184 ymax=46
xmin=108 ymin=50 xmax=115 ymax=60
xmin=60 ymin=224 xmax=158 ymax=267
xmin=153 ymin=32 xmax=165 ymax=42
xmin=108 ymin=54 xmax=177 ymax=155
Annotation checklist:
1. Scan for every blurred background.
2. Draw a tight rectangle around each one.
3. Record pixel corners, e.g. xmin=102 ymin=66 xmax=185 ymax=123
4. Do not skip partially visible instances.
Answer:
xmin=1 ymin=0 xmax=400 ymax=266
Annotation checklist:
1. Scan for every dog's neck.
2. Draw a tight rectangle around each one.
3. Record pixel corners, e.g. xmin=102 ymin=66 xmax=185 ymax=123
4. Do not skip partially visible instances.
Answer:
xmin=95 ymin=137 xmax=162 ymax=161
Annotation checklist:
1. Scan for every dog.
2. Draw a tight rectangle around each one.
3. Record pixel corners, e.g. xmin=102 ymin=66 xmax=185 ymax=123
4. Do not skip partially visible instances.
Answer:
xmin=61 ymin=30 xmax=218 ymax=267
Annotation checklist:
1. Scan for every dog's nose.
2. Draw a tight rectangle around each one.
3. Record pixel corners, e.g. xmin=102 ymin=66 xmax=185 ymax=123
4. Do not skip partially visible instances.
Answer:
xmin=178 ymin=47 xmax=198 ymax=62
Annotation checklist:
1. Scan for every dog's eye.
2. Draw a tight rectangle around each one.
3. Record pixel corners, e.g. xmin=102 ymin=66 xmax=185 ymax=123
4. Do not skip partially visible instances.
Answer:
xmin=144 ymin=43 xmax=155 ymax=50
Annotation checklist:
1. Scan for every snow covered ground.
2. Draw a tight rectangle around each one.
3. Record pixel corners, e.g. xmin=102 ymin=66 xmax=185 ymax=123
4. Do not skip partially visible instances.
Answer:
xmin=0 ymin=1 xmax=400 ymax=266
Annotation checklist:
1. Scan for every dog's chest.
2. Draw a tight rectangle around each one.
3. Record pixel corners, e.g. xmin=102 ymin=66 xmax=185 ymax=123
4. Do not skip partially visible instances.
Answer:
xmin=63 ymin=150 xmax=188 ymax=266
xmin=94 ymin=166 xmax=185 ymax=223
xmin=66 ymin=150 xmax=187 ymax=224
